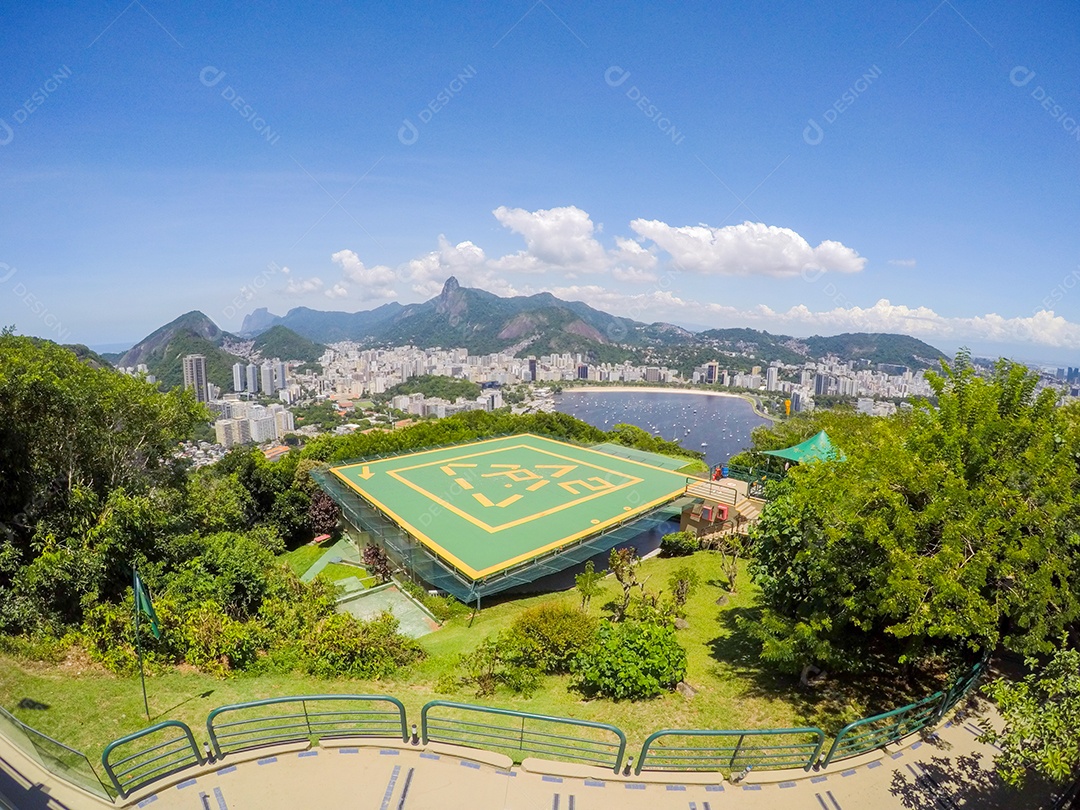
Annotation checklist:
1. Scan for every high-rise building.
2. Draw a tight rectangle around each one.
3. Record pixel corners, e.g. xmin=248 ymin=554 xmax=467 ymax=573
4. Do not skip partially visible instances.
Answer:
xmin=274 ymin=361 xmax=287 ymax=390
xmin=182 ymin=355 xmax=208 ymax=402
xmin=274 ymin=409 xmax=295 ymax=436
xmin=705 ymin=361 xmax=719 ymax=384
xmin=814 ymin=373 xmax=831 ymax=397
xmin=232 ymin=363 xmax=246 ymax=392
xmin=765 ymin=366 xmax=779 ymax=391
xmin=260 ymin=363 xmax=275 ymax=394
xmin=248 ymin=405 xmax=277 ymax=443
xmin=215 ymin=419 xmax=236 ymax=447
xmin=528 ymin=357 xmax=537 ymax=382
xmin=246 ymin=363 xmax=259 ymax=394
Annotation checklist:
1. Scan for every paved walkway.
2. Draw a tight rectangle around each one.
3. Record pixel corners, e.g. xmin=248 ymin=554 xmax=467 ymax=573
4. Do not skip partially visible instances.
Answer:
xmin=1 ymin=701 xmax=1066 ymax=810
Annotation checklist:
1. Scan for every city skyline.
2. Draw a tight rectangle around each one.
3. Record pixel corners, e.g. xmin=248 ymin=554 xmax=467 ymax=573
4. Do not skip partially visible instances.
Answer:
xmin=1 ymin=2 xmax=1078 ymax=362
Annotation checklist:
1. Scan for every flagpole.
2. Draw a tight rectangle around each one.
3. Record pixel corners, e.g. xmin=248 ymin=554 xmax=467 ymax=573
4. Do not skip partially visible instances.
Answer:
xmin=133 ymin=567 xmax=150 ymax=721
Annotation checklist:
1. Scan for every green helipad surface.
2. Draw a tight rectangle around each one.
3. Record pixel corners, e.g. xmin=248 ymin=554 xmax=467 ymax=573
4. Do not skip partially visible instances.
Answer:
xmin=329 ymin=434 xmax=690 ymax=579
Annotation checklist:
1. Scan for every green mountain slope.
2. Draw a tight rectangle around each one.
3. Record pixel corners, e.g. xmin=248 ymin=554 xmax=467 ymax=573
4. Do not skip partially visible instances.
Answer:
xmin=804 ymin=333 xmax=947 ymax=368
xmin=118 ymin=311 xmax=243 ymax=391
xmin=252 ymin=325 xmax=326 ymax=363
xmin=221 ymin=278 xmax=949 ymax=371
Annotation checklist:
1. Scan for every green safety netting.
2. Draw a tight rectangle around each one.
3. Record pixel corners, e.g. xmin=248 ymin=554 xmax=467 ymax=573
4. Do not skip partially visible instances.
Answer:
xmin=762 ymin=430 xmax=844 ymax=464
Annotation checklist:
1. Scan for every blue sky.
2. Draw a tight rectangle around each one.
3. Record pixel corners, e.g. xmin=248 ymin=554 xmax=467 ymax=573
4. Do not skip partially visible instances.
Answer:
xmin=1 ymin=1 xmax=1079 ymax=361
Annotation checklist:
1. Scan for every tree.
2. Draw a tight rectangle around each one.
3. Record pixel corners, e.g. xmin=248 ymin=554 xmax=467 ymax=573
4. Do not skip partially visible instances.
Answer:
xmin=980 ymin=645 xmax=1080 ymax=787
xmin=575 ymin=560 xmax=602 ymax=610
xmin=269 ymin=489 xmax=312 ymax=545
xmin=608 ymin=548 xmax=643 ymax=622
xmin=704 ymin=532 xmax=744 ymax=593
xmin=307 ymin=491 xmax=340 ymax=536
xmin=743 ymin=353 xmax=1080 ymax=674
xmin=668 ymin=566 xmax=700 ymax=611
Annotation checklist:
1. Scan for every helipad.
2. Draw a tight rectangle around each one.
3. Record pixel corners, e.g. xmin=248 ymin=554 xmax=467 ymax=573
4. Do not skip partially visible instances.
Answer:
xmin=329 ymin=434 xmax=689 ymax=579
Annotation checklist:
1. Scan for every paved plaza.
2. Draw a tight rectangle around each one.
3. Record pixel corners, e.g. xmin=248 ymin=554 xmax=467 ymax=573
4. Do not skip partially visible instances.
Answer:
xmin=0 ymin=701 xmax=1065 ymax=810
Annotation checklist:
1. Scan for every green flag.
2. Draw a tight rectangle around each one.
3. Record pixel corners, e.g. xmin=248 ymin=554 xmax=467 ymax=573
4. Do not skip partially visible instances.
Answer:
xmin=133 ymin=570 xmax=161 ymax=640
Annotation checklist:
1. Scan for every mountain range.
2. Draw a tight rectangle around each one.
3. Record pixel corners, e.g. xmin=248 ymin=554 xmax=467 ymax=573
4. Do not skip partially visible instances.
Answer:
xmin=109 ymin=277 xmax=946 ymax=392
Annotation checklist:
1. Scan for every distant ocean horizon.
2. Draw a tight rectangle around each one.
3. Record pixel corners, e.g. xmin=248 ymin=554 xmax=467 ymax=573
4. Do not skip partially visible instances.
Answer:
xmin=553 ymin=388 xmax=769 ymax=468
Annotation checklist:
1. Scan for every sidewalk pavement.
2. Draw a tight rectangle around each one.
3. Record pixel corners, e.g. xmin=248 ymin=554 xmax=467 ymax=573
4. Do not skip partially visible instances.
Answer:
xmin=0 ymin=700 xmax=1065 ymax=810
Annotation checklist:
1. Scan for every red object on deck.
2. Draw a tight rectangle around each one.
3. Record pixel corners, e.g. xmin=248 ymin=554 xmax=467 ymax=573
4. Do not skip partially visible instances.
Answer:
xmin=716 ymin=504 xmax=728 ymax=521
xmin=712 ymin=467 xmax=722 ymax=480
xmin=313 ymin=534 xmax=331 ymax=544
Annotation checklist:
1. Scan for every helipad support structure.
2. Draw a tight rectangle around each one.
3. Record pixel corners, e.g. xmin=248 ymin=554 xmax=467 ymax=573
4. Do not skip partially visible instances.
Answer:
xmin=313 ymin=434 xmax=690 ymax=602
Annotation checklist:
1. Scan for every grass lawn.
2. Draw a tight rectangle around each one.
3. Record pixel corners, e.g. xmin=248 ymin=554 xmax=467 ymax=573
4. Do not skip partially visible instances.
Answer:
xmin=278 ymin=544 xmax=325 ymax=577
xmin=0 ymin=551 xmax=942 ymax=764
xmin=317 ymin=562 xmax=369 ymax=584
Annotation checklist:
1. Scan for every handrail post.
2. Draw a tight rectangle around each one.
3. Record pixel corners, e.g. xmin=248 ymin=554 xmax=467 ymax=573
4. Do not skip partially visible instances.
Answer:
xmin=729 ymin=733 xmax=745 ymax=770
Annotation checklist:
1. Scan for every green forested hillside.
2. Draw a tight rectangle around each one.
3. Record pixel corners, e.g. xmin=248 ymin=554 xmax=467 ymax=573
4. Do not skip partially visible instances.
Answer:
xmin=380 ymin=374 xmax=481 ymax=403
xmin=150 ymin=333 xmax=245 ymax=390
xmin=252 ymin=325 xmax=326 ymax=363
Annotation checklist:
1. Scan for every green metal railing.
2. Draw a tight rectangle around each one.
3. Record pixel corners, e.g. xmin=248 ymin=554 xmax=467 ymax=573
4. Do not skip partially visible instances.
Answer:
xmin=822 ymin=691 xmax=944 ymax=765
xmin=0 ymin=706 xmax=114 ymax=801
xmin=87 ymin=654 xmax=988 ymax=796
xmin=724 ymin=464 xmax=785 ymax=484
xmin=722 ymin=464 xmax=784 ymax=499
xmin=101 ymin=720 xmax=203 ymax=798
xmin=821 ymin=656 xmax=989 ymax=766
xmin=636 ymin=727 xmax=825 ymax=774
xmin=938 ymin=654 xmax=990 ymax=718
xmin=207 ymin=695 xmax=408 ymax=758
xmin=421 ymin=701 xmax=627 ymax=772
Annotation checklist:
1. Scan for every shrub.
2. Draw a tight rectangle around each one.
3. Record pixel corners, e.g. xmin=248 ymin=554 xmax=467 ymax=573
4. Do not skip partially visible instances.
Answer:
xmin=362 ymin=544 xmax=393 ymax=583
xmin=301 ymin=612 xmax=423 ymax=679
xmin=397 ymin=578 xmax=469 ymax=622
xmin=180 ymin=600 xmax=262 ymax=676
xmin=660 ymin=530 xmax=699 ymax=557
xmin=507 ymin=601 xmax=598 ymax=674
xmin=456 ymin=636 xmax=541 ymax=698
xmin=572 ymin=620 xmax=687 ymax=700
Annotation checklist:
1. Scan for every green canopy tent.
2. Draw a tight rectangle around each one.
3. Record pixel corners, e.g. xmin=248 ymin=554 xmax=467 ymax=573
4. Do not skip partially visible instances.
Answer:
xmin=762 ymin=430 xmax=845 ymax=465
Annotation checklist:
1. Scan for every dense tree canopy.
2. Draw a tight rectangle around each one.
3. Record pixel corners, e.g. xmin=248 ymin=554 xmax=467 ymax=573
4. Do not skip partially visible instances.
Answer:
xmin=744 ymin=353 xmax=1080 ymax=674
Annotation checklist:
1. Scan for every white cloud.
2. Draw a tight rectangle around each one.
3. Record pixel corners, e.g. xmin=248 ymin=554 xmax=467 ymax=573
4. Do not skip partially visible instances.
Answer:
xmin=612 ymin=267 xmax=659 ymax=283
xmin=491 ymin=205 xmax=607 ymax=272
xmin=401 ymin=236 xmax=514 ymax=298
xmin=629 ymin=219 xmax=866 ymax=277
xmin=324 ymin=283 xmax=349 ymax=299
xmin=284 ymin=276 xmax=324 ymax=294
xmin=547 ymin=286 xmax=1080 ymax=350
xmin=889 ymin=258 xmax=917 ymax=267
xmin=330 ymin=249 xmax=397 ymax=300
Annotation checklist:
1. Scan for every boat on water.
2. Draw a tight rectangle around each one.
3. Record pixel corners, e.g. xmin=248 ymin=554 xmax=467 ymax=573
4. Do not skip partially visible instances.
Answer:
xmin=701 ymin=441 xmax=708 ymax=446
